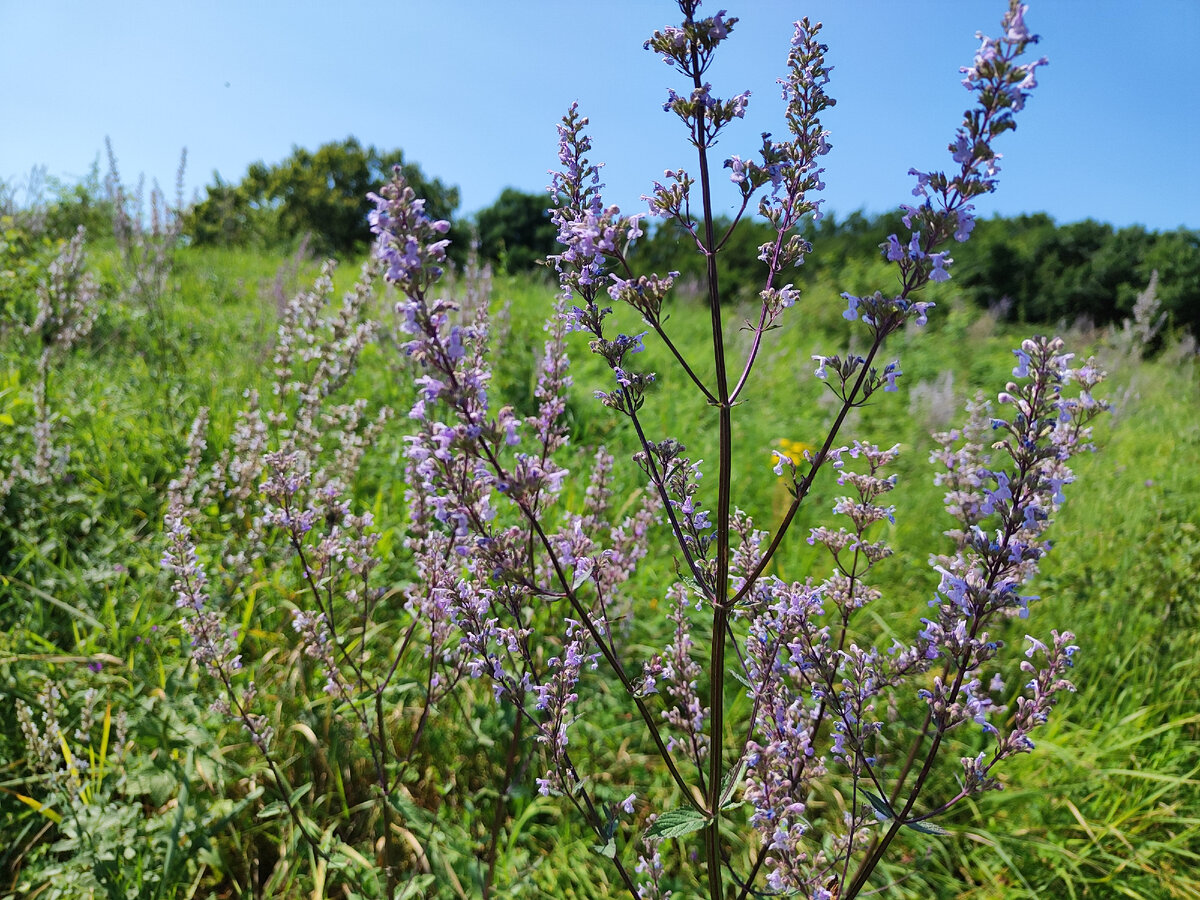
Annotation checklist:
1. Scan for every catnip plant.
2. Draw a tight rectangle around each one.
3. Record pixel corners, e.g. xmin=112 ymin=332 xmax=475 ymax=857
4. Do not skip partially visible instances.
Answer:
xmin=366 ymin=1 xmax=1107 ymax=898
xmin=170 ymin=1 xmax=1107 ymax=897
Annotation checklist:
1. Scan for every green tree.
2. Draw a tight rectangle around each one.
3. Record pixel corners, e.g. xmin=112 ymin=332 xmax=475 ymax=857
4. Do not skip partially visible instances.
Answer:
xmin=1139 ymin=229 xmax=1200 ymax=334
xmin=474 ymin=187 xmax=558 ymax=273
xmin=185 ymin=137 xmax=459 ymax=255
xmin=631 ymin=216 xmax=780 ymax=304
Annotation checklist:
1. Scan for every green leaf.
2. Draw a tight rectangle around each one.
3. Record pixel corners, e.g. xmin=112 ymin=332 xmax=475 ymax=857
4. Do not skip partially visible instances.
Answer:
xmin=862 ymin=789 xmax=895 ymax=821
xmin=719 ymin=757 xmax=748 ymax=810
xmin=861 ymin=789 xmax=947 ymax=835
xmin=571 ymin=558 xmax=594 ymax=591
xmin=386 ymin=790 xmax=424 ymax=822
xmin=6 ymin=578 xmax=103 ymax=630
xmin=904 ymin=819 xmax=950 ymax=836
xmin=288 ymin=782 xmax=313 ymax=806
xmin=257 ymin=801 xmax=284 ymax=820
xmin=644 ymin=806 xmax=710 ymax=841
xmin=15 ymin=793 xmax=62 ymax=824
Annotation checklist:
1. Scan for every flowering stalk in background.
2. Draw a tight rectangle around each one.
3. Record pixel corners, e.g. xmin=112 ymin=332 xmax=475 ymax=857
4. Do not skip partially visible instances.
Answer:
xmin=163 ymin=258 xmax=458 ymax=898
xmin=1 ymin=225 xmax=100 ymax=498
xmin=103 ymin=140 xmax=189 ymax=381
xmin=369 ymin=170 xmax=663 ymax=893
xmin=14 ymin=680 xmax=132 ymax=871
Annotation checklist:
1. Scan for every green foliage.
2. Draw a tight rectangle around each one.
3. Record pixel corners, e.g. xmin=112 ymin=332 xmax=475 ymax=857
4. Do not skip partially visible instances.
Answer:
xmin=626 ymin=209 xmax=912 ymax=305
xmin=1140 ymin=229 xmax=1200 ymax=333
xmin=0 ymin=217 xmax=46 ymax=323
xmin=620 ymin=209 xmax=1200 ymax=332
xmin=1 ymin=162 xmax=115 ymax=246
xmin=644 ymin=807 xmax=710 ymax=841
xmin=631 ymin=216 xmax=783 ymax=304
xmin=474 ymin=187 xmax=558 ymax=273
xmin=955 ymin=215 xmax=1200 ymax=332
xmin=0 ymin=670 xmax=238 ymax=900
xmin=42 ymin=160 xmax=117 ymax=242
xmin=184 ymin=138 xmax=460 ymax=256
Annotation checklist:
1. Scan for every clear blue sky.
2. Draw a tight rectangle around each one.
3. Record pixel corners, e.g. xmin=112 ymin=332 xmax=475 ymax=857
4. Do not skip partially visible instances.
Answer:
xmin=2 ymin=1 xmax=1197 ymax=232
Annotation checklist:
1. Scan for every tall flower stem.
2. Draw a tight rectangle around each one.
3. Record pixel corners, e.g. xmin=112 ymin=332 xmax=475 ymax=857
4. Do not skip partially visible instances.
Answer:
xmin=684 ymin=28 xmax=737 ymax=898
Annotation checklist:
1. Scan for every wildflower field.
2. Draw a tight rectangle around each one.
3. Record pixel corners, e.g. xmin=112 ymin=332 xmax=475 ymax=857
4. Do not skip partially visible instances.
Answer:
xmin=3 ymin=2 xmax=1199 ymax=898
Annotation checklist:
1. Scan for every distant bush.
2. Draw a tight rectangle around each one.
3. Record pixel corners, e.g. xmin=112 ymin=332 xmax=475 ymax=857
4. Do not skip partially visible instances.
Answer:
xmin=0 ymin=218 xmax=46 ymax=325
xmin=184 ymin=137 xmax=460 ymax=255
xmin=0 ymin=162 xmax=115 ymax=245
xmin=474 ymin=187 xmax=558 ymax=273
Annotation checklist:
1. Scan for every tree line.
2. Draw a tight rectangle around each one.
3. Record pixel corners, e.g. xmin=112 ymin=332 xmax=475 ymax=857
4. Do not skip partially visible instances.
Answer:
xmin=8 ymin=138 xmax=1197 ymax=332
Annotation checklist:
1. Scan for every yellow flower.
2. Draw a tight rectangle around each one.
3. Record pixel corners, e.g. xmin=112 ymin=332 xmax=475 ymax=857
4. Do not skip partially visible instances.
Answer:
xmin=772 ymin=438 xmax=815 ymax=471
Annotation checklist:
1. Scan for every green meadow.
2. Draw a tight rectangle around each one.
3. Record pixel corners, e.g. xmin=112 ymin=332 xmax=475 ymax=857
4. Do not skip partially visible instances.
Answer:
xmin=2 ymin=223 xmax=1198 ymax=898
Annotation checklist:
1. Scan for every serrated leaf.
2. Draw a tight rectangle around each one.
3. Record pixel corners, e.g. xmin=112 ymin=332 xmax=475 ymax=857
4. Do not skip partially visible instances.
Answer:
xmin=718 ymin=757 xmax=747 ymax=809
xmin=644 ymin=806 xmax=710 ymax=841
xmin=862 ymin=789 xmax=895 ymax=822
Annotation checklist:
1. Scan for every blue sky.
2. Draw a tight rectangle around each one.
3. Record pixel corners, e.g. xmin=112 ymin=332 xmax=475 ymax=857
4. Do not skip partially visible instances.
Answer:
xmin=2 ymin=1 xmax=1197 ymax=232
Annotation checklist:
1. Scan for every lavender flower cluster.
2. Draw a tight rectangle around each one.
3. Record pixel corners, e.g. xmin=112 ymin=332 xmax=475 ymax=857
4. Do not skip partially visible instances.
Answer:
xmin=739 ymin=339 xmax=1106 ymax=895
xmin=370 ymin=167 xmax=664 ymax=860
